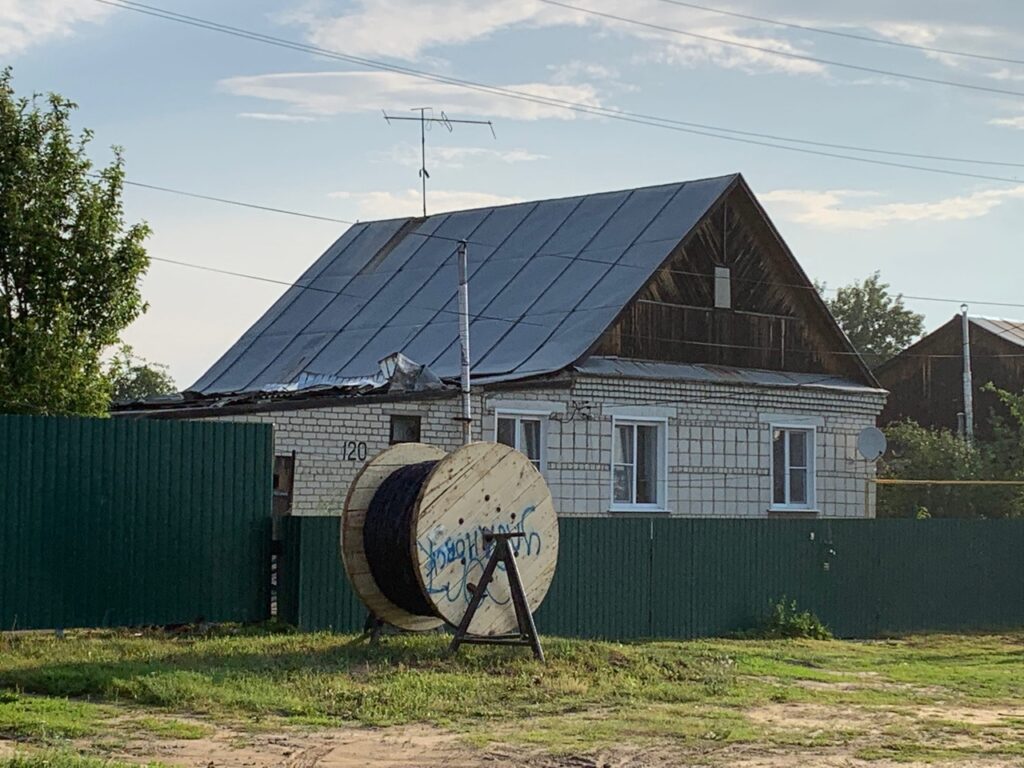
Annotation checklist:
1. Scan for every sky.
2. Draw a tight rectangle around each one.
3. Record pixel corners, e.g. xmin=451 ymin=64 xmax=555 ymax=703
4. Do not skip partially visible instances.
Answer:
xmin=3 ymin=0 xmax=1023 ymax=388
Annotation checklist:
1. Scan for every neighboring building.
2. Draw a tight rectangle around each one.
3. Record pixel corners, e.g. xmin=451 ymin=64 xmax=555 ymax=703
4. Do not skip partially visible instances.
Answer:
xmin=876 ymin=315 xmax=1024 ymax=438
xmin=120 ymin=174 xmax=885 ymax=518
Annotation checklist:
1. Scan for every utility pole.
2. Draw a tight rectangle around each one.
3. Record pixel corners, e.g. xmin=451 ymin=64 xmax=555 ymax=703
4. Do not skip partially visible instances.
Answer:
xmin=382 ymin=108 xmax=495 ymax=217
xmin=961 ymin=304 xmax=975 ymax=444
xmin=457 ymin=239 xmax=472 ymax=445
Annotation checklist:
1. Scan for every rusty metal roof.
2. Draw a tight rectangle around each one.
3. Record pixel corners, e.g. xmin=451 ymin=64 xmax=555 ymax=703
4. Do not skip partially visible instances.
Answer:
xmin=971 ymin=317 xmax=1024 ymax=349
xmin=191 ymin=174 xmax=738 ymax=395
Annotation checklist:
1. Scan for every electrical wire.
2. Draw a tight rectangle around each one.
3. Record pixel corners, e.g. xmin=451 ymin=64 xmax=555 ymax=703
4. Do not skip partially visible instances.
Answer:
xmin=149 ymin=255 xmax=1024 ymax=359
xmin=539 ymin=0 xmax=1024 ymax=100
xmin=116 ymin=173 xmax=1024 ymax=314
xmin=648 ymin=0 xmax=1024 ymax=68
xmin=93 ymin=0 xmax=1024 ymax=182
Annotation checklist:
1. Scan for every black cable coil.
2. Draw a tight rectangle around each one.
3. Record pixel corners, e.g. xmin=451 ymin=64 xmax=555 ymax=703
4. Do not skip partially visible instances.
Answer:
xmin=362 ymin=460 xmax=439 ymax=616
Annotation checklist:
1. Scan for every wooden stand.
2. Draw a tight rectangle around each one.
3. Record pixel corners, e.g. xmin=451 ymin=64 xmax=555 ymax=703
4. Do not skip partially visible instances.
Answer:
xmin=447 ymin=531 xmax=545 ymax=662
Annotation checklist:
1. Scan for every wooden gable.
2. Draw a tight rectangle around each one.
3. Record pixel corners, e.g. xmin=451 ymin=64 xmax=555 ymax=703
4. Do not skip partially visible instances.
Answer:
xmin=592 ymin=176 xmax=874 ymax=384
xmin=876 ymin=317 xmax=1024 ymax=436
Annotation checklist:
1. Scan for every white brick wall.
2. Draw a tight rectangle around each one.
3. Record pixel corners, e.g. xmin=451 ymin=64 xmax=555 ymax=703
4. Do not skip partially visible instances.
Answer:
xmin=212 ymin=375 xmax=885 ymax=519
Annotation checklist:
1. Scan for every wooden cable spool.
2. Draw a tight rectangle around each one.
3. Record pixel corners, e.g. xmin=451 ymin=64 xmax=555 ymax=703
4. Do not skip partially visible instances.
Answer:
xmin=341 ymin=442 xmax=559 ymax=636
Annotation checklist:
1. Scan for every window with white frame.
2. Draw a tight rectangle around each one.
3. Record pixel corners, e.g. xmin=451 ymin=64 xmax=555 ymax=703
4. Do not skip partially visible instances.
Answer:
xmin=611 ymin=418 xmax=666 ymax=510
xmin=771 ymin=426 xmax=816 ymax=510
xmin=495 ymin=411 xmax=544 ymax=471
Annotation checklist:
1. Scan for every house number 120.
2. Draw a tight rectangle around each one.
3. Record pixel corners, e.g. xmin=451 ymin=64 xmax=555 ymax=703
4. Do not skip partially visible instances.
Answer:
xmin=343 ymin=440 xmax=368 ymax=461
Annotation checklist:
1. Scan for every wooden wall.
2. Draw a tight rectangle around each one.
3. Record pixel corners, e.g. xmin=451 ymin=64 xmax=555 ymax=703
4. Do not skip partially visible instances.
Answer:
xmin=876 ymin=318 xmax=1024 ymax=437
xmin=593 ymin=183 xmax=869 ymax=383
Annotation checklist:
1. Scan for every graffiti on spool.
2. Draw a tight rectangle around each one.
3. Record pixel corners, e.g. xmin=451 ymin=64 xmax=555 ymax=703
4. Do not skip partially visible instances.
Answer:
xmin=417 ymin=505 xmax=543 ymax=605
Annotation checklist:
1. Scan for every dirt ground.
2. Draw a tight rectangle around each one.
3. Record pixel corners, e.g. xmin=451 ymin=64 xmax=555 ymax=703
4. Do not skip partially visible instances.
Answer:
xmin=6 ymin=698 xmax=1016 ymax=768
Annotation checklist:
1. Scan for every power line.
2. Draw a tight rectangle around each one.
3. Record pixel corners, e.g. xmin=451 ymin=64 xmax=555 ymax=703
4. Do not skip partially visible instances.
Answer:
xmin=148 ymin=255 xmax=1024 ymax=358
xmin=538 ymin=0 xmax=1024 ymax=100
xmin=648 ymin=0 xmax=1024 ymax=68
xmin=148 ymin=255 xmax=549 ymax=328
xmin=116 ymin=178 xmax=354 ymax=224
xmin=93 ymin=0 xmax=1024 ymax=184
xmin=124 ymin=174 xmax=1024 ymax=314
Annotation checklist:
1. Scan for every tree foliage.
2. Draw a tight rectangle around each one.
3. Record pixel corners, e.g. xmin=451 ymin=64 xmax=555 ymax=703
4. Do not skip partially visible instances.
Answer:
xmin=818 ymin=272 xmax=924 ymax=368
xmin=0 ymin=68 xmax=150 ymax=416
xmin=107 ymin=345 xmax=176 ymax=404
xmin=878 ymin=387 xmax=1024 ymax=518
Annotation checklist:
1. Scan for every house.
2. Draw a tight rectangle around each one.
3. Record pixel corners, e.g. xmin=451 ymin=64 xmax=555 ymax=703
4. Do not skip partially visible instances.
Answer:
xmin=876 ymin=315 xmax=1024 ymax=438
xmin=120 ymin=174 xmax=886 ymax=518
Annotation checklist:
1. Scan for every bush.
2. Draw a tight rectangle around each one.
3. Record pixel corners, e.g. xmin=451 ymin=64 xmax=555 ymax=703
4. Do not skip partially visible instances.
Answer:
xmin=761 ymin=598 xmax=832 ymax=640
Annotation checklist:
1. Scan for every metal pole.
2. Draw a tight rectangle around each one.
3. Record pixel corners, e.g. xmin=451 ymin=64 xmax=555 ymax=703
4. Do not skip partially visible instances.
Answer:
xmin=457 ymin=240 xmax=472 ymax=444
xmin=419 ymin=109 xmax=427 ymax=217
xmin=961 ymin=303 xmax=974 ymax=444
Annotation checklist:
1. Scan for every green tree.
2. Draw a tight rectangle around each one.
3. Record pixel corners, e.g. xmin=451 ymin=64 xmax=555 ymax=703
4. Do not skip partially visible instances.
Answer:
xmin=0 ymin=68 xmax=149 ymax=416
xmin=107 ymin=345 xmax=177 ymax=403
xmin=878 ymin=393 xmax=1024 ymax=518
xmin=817 ymin=272 xmax=924 ymax=367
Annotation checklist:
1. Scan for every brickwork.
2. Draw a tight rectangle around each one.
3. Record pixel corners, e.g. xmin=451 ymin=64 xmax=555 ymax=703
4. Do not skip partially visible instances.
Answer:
xmin=215 ymin=376 xmax=885 ymax=518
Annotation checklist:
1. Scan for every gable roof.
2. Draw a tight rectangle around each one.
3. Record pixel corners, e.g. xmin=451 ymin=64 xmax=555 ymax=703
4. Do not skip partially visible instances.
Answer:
xmin=875 ymin=314 xmax=1024 ymax=378
xmin=191 ymin=174 xmax=740 ymax=395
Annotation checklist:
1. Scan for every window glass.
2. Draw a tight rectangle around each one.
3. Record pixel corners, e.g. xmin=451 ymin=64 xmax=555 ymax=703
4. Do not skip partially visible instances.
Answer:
xmin=615 ymin=424 xmax=634 ymax=465
xmin=613 ymin=466 xmax=633 ymax=504
xmin=790 ymin=468 xmax=807 ymax=504
xmin=636 ymin=424 xmax=659 ymax=504
xmin=389 ymin=415 xmax=421 ymax=444
xmin=520 ymin=419 xmax=541 ymax=466
xmin=496 ymin=417 xmax=516 ymax=448
xmin=772 ymin=430 xmax=786 ymax=504
xmin=789 ymin=430 xmax=807 ymax=468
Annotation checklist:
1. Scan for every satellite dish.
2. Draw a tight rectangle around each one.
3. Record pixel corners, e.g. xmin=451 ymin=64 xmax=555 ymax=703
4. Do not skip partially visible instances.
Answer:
xmin=857 ymin=427 xmax=887 ymax=461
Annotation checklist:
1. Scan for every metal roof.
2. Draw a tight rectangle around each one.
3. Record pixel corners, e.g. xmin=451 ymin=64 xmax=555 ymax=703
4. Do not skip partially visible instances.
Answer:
xmin=191 ymin=174 xmax=738 ymax=394
xmin=971 ymin=317 xmax=1024 ymax=349
xmin=575 ymin=357 xmax=885 ymax=394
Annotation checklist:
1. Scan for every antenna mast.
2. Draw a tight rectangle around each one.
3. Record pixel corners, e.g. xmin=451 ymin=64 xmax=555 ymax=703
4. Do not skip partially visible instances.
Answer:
xmin=383 ymin=108 xmax=496 ymax=217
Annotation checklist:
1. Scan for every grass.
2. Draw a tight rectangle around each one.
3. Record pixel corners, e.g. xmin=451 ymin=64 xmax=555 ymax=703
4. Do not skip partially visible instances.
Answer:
xmin=0 ymin=628 xmax=1021 ymax=762
xmin=0 ymin=752 xmax=166 ymax=768
xmin=0 ymin=694 xmax=104 ymax=741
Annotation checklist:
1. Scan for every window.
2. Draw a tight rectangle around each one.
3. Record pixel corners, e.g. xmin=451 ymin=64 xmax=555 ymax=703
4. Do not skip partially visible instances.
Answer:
xmin=771 ymin=426 xmax=815 ymax=510
xmin=389 ymin=414 xmax=421 ymax=444
xmin=611 ymin=418 xmax=666 ymax=510
xmin=495 ymin=412 xmax=543 ymax=470
xmin=272 ymin=453 xmax=295 ymax=516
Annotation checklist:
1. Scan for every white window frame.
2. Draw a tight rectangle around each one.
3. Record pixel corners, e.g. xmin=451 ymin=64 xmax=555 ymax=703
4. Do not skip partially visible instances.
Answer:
xmin=769 ymin=422 xmax=817 ymax=512
xmin=494 ymin=409 xmax=547 ymax=472
xmin=609 ymin=416 xmax=668 ymax=513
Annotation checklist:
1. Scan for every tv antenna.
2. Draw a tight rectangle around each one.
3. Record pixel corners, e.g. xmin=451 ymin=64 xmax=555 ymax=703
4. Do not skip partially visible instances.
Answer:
xmin=383 ymin=107 xmax=496 ymax=217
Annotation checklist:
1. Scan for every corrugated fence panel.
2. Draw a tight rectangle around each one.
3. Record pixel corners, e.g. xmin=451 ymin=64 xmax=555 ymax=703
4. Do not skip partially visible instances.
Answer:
xmin=279 ymin=514 xmax=1024 ymax=639
xmin=535 ymin=517 xmax=653 ymax=639
xmin=278 ymin=517 xmax=365 ymax=633
xmin=0 ymin=414 xmax=272 ymax=630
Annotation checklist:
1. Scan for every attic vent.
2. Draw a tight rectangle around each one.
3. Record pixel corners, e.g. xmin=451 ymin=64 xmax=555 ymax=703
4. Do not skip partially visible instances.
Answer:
xmin=357 ymin=217 xmax=426 ymax=276
xmin=714 ymin=266 xmax=732 ymax=309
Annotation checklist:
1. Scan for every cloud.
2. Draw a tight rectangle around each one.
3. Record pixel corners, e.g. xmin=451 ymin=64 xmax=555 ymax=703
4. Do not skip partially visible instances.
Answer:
xmin=237 ymin=112 xmax=317 ymax=123
xmin=328 ymin=189 xmax=522 ymax=219
xmin=761 ymin=186 xmax=1024 ymax=230
xmin=219 ymin=71 xmax=601 ymax=120
xmin=281 ymin=0 xmax=547 ymax=62
xmin=282 ymin=0 xmax=827 ymax=77
xmin=372 ymin=143 xmax=546 ymax=169
xmin=989 ymin=115 xmax=1024 ymax=130
xmin=0 ymin=0 xmax=110 ymax=56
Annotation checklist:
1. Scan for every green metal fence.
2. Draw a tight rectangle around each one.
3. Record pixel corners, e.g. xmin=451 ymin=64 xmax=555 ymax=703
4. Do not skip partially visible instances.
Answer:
xmin=278 ymin=516 xmax=1024 ymax=638
xmin=0 ymin=414 xmax=273 ymax=630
